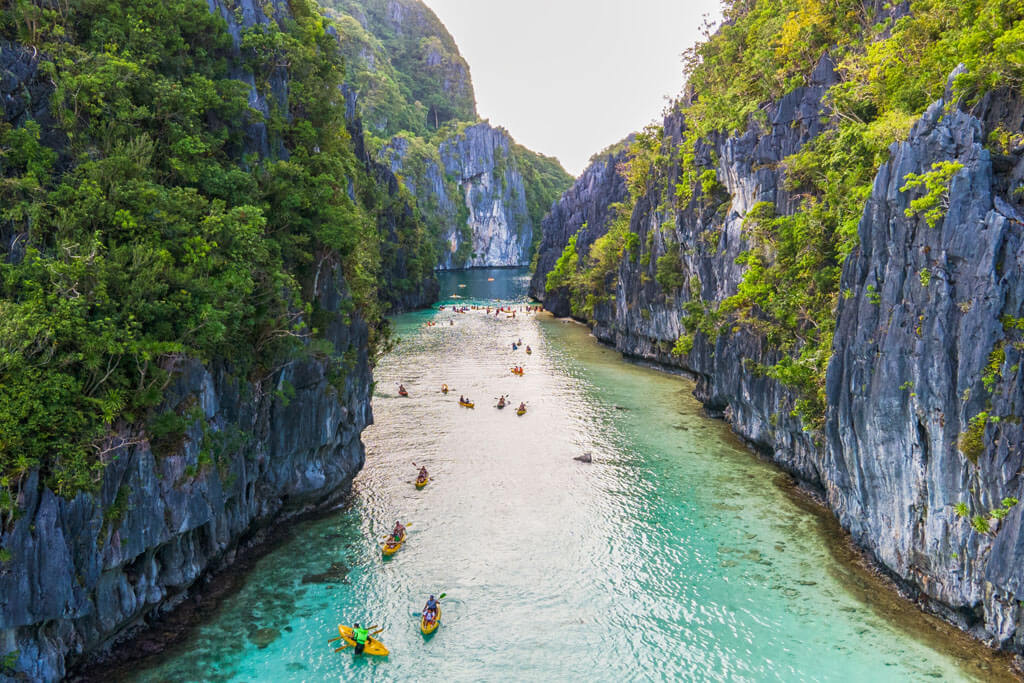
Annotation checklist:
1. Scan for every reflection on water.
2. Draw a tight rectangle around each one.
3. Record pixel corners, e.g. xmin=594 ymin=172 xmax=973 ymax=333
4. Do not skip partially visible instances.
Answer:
xmin=121 ymin=268 xmax=1012 ymax=682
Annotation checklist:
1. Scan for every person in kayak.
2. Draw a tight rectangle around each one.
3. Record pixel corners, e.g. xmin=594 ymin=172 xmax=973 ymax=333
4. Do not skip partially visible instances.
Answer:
xmin=391 ymin=521 xmax=405 ymax=542
xmin=352 ymin=623 xmax=375 ymax=654
xmin=497 ymin=396 xmax=506 ymax=408
xmin=422 ymin=595 xmax=439 ymax=623
xmin=417 ymin=466 xmax=428 ymax=481
xmin=518 ymin=402 xmax=526 ymax=412
xmin=398 ymin=384 xmax=407 ymax=395
xmin=526 ymin=345 xmax=532 ymax=353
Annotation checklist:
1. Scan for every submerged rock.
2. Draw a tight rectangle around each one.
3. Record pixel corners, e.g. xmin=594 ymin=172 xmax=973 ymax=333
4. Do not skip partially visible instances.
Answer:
xmin=248 ymin=628 xmax=281 ymax=649
xmin=574 ymin=452 xmax=593 ymax=463
xmin=301 ymin=561 xmax=351 ymax=585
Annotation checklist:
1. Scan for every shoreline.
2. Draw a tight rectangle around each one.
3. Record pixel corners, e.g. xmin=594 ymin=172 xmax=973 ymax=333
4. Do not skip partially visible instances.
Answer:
xmin=66 ymin=485 xmax=357 ymax=682
xmin=569 ymin=312 xmax=1022 ymax=680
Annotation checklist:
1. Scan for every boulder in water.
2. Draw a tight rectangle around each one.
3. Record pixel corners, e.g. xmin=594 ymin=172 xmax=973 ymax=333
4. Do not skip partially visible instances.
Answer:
xmin=574 ymin=452 xmax=593 ymax=463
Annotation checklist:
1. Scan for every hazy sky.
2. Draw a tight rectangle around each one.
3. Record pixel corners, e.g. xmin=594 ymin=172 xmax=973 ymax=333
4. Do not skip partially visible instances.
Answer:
xmin=422 ymin=0 xmax=723 ymax=176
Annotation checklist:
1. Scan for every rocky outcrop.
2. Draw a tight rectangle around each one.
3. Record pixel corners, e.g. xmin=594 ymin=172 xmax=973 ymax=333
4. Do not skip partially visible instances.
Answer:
xmin=825 ymin=84 xmax=1024 ymax=646
xmin=532 ymin=56 xmax=1024 ymax=653
xmin=0 ymin=268 xmax=371 ymax=682
xmin=382 ymin=122 xmax=535 ymax=269
xmin=529 ymin=142 xmax=631 ymax=316
xmin=342 ymin=85 xmax=439 ymax=311
xmin=0 ymin=2 xmax=439 ymax=679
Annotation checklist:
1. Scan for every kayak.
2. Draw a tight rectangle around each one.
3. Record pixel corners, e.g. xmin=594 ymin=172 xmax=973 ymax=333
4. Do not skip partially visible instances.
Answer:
xmin=420 ymin=605 xmax=442 ymax=635
xmin=415 ymin=477 xmax=429 ymax=489
xmin=441 ymin=384 xmax=449 ymax=394
xmin=496 ymin=402 xmax=506 ymax=409
xmin=398 ymin=389 xmax=409 ymax=397
xmin=511 ymin=369 xmax=524 ymax=376
xmin=517 ymin=408 xmax=527 ymax=416
xmin=459 ymin=400 xmax=475 ymax=408
xmin=382 ymin=530 xmax=406 ymax=556
xmin=337 ymin=624 xmax=389 ymax=656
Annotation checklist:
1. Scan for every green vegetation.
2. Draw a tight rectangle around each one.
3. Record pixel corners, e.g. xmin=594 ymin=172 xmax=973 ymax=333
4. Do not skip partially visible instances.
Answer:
xmin=901 ymin=161 xmax=964 ymax=228
xmin=959 ymin=411 xmax=990 ymax=463
xmin=0 ymin=0 xmax=438 ymax=505
xmin=322 ymin=0 xmax=476 ymax=137
xmin=561 ymin=0 xmax=1022 ymax=431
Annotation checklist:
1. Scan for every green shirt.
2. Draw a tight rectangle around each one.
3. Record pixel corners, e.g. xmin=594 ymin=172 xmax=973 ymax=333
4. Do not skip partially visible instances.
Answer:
xmin=354 ymin=627 xmax=369 ymax=644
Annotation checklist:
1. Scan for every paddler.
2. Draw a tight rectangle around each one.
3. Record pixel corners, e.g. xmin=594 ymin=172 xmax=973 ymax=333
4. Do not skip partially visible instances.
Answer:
xmin=518 ymin=402 xmax=526 ymax=412
xmin=391 ymin=521 xmax=406 ymax=542
xmin=352 ymin=622 xmax=375 ymax=654
xmin=418 ymin=466 xmax=428 ymax=481
xmin=423 ymin=595 xmax=439 ymax=623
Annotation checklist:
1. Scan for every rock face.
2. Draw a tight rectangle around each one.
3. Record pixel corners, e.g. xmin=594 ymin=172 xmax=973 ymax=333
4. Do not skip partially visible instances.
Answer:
xmin=0 ymin=2 xmax=437 ymax=679
xmin=383 ymin=123 xmax=535 ymax=269
xmin=0 ymin=268 xmax=371 ymax=682
xmin=532 ymin=65 xmax=1024 ymax=651
xmin=825 ymin=88 xmax=1024 ymax=645
xmin=530 ymin=142 xmax=631 ymax=316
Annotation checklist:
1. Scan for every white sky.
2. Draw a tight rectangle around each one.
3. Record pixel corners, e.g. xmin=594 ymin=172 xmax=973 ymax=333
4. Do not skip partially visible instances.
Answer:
xmin=422 ymin=0 xmax=723 ymax=176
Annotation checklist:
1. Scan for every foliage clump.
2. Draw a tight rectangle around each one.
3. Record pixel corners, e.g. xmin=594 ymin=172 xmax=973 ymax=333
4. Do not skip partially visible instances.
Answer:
xmin=0 ymin=0 xmax=435 ymax=502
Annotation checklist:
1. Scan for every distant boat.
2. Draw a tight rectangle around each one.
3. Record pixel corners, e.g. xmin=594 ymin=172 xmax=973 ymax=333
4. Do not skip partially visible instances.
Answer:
xmin=487 ymin=278 xmax=495 ymax=281
xmin=458 ymin=284 xmax=467 ymax=288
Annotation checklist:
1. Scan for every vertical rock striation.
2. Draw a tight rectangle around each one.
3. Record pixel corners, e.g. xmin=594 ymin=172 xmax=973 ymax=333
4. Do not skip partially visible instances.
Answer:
xmin=825 ymin=85 xmax=1024 ymax=644
xmin=530 ymin=142 xmax=631 ymax=316
xmin=382 ymin=122 xmax=536 ymax=269
xmin=0 ymin=269 xmax=372 ymax=682
xmin=532 ymin=64 xmax=1024 ymax=652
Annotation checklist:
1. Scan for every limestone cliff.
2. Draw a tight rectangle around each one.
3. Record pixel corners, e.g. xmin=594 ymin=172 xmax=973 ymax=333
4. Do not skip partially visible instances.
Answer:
xmin=531 ymin=65 xmax=1024 ymax=653
xmin=0 ymin=0 xmax=436 ymax=678
xmin=530 ymin=141 xmax=631 ymax=316
xmin=382 ymin=123 xmax=537 ymax=269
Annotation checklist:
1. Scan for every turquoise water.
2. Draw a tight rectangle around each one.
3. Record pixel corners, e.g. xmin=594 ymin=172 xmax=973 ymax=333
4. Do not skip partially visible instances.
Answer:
xmin=124 ymin=268 xmax=1009 ymax=682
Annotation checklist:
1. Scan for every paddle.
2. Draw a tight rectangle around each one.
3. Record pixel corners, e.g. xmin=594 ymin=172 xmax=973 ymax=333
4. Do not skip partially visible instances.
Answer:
xmin=328 ymin=624 xmax=382 ymax=644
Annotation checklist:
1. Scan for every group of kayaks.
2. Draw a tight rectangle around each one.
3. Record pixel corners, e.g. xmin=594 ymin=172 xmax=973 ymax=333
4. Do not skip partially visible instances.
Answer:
xmin=336 ymin=323 xmax=539 ymax=657
xmin=331 ymin=467 xmax=439 ymax=657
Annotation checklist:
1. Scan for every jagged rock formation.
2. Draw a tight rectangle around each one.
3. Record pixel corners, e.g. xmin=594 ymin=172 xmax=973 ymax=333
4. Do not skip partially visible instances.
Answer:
xmin=0 ymin=268 xmax=370 ymax=682
xmin=322 ymin=0 xmax=572 ymax=270
xmin=826 ymin=85 xmax=1024 ymax=645
xmin=382 ymin=123 xmax=535 ymax=269
xmin=531 ymin=66 xmax=1024 ymax=652
xmin=0 ymin=1 xmax=436 ymax=678
xmin=530 ymin=141 xmax=631 ymax=315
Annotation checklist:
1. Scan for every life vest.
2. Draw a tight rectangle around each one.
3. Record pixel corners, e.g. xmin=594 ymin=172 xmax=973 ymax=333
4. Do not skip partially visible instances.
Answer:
xmin=354 ymin=627 xmax=369 ymax=644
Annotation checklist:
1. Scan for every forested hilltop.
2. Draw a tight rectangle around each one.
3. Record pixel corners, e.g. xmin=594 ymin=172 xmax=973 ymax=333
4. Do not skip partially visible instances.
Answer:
xmin=532 ymin=0 xmax=1024 ymax=655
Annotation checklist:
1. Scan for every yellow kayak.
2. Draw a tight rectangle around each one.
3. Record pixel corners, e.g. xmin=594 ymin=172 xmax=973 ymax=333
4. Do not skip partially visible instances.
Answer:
xmin=420 ymin=605 xmax=441 ymax=635
xmin=382 ymin=530 xmax=406 ymax=556
xmin=337 ymin=625 xmax=389 ymax=656
xmin=517 ymin=408 xmax=527 ymax=416
xmin=415 ymin=477 xmax=429 ymax=489
xmin=459 ymin=401 xmax=474 ymax=408
xmin=441 ymin=384 xmax=449 ymax=394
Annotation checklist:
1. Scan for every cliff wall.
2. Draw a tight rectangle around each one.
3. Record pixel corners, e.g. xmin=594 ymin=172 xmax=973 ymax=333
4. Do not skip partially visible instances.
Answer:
xmin=0 ymin=0 xmax=437 ymax=678
xmin=530 ymin=65 xmax=1024 ymax=652
xmin=382 ymin=123 xmax=535 ymax=269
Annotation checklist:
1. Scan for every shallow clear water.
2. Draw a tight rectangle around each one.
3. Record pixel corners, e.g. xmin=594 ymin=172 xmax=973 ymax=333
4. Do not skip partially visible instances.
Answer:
xmin=125 ymin=268 xmax=1010 ymax=682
